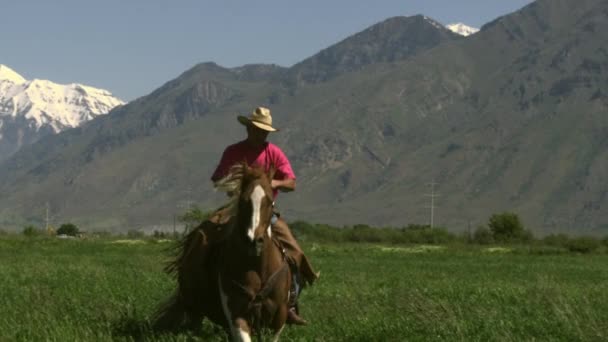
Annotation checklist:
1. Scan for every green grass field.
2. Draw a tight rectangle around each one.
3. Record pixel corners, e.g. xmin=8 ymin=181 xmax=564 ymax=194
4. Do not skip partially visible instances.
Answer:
xmin=1 ymin=237 xmax=607 ymax=341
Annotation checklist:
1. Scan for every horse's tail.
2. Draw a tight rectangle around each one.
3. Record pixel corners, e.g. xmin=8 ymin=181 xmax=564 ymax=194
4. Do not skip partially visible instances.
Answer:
xmin=150 ymin=292 xmax=186 ymax=332
xmin=153 ymin=222 xmax=212 ymax=332
xmin=164 ymin=222 xmax=208 ymax=277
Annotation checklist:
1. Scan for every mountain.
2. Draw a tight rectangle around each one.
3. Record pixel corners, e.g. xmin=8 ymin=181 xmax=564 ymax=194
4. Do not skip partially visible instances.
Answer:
xmin=0 ymin=65 xmax=124 ymax=160
xmin=0 ymin=0 xmax=607 ymax=235
xmin=446 ymin=23 xmax=480 ymax=36
xmin=285 ymin=15 xmax=461 ymax=86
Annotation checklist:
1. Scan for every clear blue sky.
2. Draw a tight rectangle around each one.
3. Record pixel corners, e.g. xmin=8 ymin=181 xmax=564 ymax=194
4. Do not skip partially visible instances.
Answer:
xmin=1 ymin=0 xmax=534 ymax=101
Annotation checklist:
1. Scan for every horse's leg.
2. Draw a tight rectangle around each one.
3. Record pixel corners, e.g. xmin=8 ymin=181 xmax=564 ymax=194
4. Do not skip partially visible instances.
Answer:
xmin=271 ymin=305 xmax=287 ymax=342
xmin=184 ymin=308 xmax=204 ymax=333
xmin=218 ymin=274 xmax=253 ymax=341
xmin=233 ymin=318 xmax=253 ymax=342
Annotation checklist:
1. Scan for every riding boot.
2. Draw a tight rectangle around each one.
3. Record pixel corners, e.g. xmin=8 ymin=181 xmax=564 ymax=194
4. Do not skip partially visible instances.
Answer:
xmin=286 ymin=268 xmax=308 ymax=325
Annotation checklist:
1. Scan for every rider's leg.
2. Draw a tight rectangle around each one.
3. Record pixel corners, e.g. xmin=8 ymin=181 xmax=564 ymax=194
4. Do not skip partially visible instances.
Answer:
xmin=270 ymin=216 xmax=319 ymax=285
xmin=271 ymin=216 xmax=318 ymax=325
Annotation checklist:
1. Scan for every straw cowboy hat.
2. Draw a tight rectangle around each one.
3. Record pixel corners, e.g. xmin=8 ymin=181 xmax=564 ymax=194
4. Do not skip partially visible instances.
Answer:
xmin=237 ymin=107 xmax=278 ymax=132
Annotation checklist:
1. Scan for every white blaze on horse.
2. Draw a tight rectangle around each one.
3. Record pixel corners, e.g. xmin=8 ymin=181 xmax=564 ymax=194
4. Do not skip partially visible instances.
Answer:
xmin=153 ymin=163 xmax=292 ymax=341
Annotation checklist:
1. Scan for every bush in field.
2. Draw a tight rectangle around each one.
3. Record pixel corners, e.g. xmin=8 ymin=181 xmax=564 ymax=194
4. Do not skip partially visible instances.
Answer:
xmin=57 ymin=223 xmax=79 ymax=236
xmin=290 ymin=221 xmax=314 ymax=240
xmin=401 ymin=225 xmax=454 ymax=244
xmin=472 ymin=226 xmax=494 ymax=244
xmin=152 ymin=230 xmax=177 ymax=239
xmin=291 ymin=221 xmax=346 ymax=243
xmin=565 ymin=237 xmax=601 ymax=254
xmin=488 ymin=212 xmax=526 ymax=242
xmin=518 ymin=229 xmax=535 ymax=243
xmin=543 ymin=234 xmax=571 ymax=247
xmin=127 ymin=229 xmax=145 ymax=239
xmin=289 ymin=221 xmax=457 ymax=245
xmin=346 ymin=225 xmax=384 ymax=243
xmin=91 ymin=230 xmax=112 ymax=238
xmin=22 ymin=225 xmax=43 ymax=237
xmin=153 ymin=230 xmax=167 ymax=238
xmin=179 ymin=206 xmax=211 ymax=232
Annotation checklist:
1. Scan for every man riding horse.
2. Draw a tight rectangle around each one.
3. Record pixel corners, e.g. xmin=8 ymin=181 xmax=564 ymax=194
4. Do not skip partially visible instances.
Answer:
xmin=207 ymin=106 xmax=318 ymax=325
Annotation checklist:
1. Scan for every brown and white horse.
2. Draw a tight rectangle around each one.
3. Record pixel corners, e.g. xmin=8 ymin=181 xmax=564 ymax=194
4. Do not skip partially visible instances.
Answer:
xmin=154 ymin=163 xmax=291 ymax=341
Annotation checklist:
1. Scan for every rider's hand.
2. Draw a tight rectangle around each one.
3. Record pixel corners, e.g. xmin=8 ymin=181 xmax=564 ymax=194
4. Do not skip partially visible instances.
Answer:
xmin=270 ymin=178 xmax=296 ymax=192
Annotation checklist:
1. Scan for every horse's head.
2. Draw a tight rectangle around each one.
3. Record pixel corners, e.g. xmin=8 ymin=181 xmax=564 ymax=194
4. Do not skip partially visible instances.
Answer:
xmin=238 ymin=165 xmax=275 ymax=254
xmin=215 ymin=163 xmax=275 ymax=255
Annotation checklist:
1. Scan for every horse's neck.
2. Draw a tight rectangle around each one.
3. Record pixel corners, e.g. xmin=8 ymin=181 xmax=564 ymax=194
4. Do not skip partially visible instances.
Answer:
xmin=221 ymin=234 xmax=283 ymax=281
xmin=260 ymin=237 xmax=285 ymax=279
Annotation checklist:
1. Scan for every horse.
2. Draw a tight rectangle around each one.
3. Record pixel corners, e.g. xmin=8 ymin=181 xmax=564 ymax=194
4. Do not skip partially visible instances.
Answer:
xmin=153 ymin=163 xmax=292 ymax=341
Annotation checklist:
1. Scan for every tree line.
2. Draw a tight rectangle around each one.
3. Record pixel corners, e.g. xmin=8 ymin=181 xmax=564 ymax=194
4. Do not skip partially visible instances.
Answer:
xmin=5 ymin=210 xmax=608 ymax=254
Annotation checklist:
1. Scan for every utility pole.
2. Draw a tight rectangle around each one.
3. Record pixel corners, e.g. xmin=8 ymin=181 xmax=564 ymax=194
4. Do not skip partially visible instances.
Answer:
xmin=45 ymin=202 xmax=50 ymax=234
xmin=424 ymin=180 xmax=440 ymax=229
xmin=186 ymin=188 xmax=193 ymax=209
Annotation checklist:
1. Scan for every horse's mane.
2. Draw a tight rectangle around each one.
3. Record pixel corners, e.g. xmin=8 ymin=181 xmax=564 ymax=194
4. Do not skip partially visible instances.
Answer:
xmin=163 ymin=163 xmax=263 ymax=279
xmin=213 ymin=163 xmax=267 ymax=217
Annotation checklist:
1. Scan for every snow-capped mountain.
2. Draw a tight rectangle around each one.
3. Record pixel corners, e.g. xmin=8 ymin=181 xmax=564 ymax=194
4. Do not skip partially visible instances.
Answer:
xmin=0 ymin=64 xmax=124 ymax=160
xmin=0 ymin=64 xmax=124 ymax=133
xmin=446 ymin=23 xmax=479 ymax=36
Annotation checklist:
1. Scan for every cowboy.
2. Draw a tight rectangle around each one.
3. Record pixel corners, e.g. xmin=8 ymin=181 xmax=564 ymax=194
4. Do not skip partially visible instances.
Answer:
xmin=209 ymin=106 xmax=318 ymax=325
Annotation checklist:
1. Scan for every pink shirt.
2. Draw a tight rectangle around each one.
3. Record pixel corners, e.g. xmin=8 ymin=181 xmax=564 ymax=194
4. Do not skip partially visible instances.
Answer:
xmin=211 ymin=140 xmax=296 ymax=198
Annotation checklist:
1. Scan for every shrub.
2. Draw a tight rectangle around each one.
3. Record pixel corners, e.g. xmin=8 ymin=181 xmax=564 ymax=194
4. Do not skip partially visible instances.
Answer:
xmin=290 ymin=221 xmax=315 ymax=239
xmin=601 ymin=235 xmax=608 ymax=248
xmin=401 ymin=225 xmax=454 ymax=244
xmin=127 ymin=229 xmax=145 ymax=239
xmin=526 ymin=245 xmax=568 ymax=255
xmin=91 ymin=230 xmax=113 ymax=238
xmin=345 ymin=226 xmax=383 ymax=243
xmin=472 ymin=226 xmax=494 ymax=245
xmin=22 ymin=225 xmax=43 ymax=237
xmin=57 ymin=223 xmax=79 ymax=236
xmin=488 ymin=212 xmax=526 ymax=242
xmin=153 ymin=230 xmax=176 ymax=239
xmin=542 ymin=233 xmax=571 ymax=247
xmin=179 ymin=206 xmax=211 ymax=232
xmin=290 ymin=221 xmax=345 ymax=243
xmin=566 ymin=237 xmax=601 ymax=254
xmin=519 ymin=229 xmax=535 ymax=242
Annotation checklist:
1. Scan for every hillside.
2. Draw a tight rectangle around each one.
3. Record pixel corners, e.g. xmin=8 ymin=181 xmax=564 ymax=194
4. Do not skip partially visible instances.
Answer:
xmin=0 ymin=0 xmax=607 ymax=235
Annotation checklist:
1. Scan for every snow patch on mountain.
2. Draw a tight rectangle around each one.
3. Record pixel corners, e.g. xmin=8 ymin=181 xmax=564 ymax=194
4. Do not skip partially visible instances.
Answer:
xmin=0 ymin=64 xmax=124 ymax=134
xmin=446 ymin=23 xmax=479 ymax=36
xmin=0 ymin=64 xmax=26 ymax=84
xmin=423 ymin=16 xmax=446 ymax=31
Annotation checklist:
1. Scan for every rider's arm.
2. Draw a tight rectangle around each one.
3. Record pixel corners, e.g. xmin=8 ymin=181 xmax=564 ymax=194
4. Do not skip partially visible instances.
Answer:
xmin=211 ymin=146 xmax=235 ymax=183
xmin=270 ymin=145 xmax=296 ymax=192
xmin=271 ymin=178 xmax=296 ymax=192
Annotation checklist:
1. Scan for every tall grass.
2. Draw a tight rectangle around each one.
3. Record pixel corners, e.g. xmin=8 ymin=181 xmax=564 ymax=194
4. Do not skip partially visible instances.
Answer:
xmin=1 ymin=237 xmax=608 ymax=340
